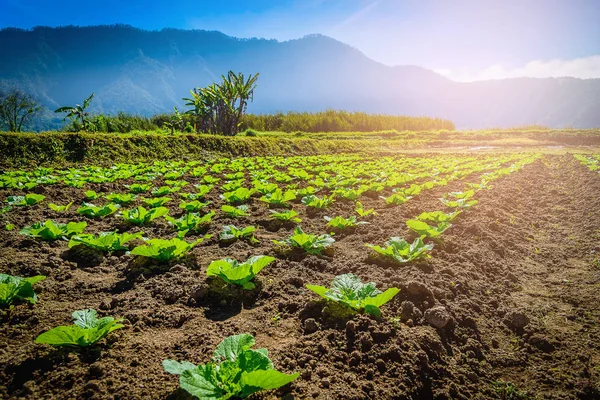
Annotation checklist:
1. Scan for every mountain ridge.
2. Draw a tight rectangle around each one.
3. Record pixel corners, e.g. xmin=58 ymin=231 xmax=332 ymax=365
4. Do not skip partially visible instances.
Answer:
xmin=1 ymin=25 xmax=599 ymax=129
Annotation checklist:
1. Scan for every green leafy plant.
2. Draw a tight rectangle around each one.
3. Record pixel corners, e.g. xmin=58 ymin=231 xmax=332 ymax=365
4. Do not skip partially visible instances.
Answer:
xmin=152 ymin=186 xmax=180 ymax=197
xmin=179 ymin=200 xmax=211 ymax=212
xmin=48 ymin=201 xmax=75 ymax=212
xmin=301 ymin=194 xmax=335 ymax=209
xmin=166 ymin=211 xmax=215 ymax=237
xmin=35 ymin=309 xmax=124 ymax=347
xmin=189 ymin=184 xmax=214 ymax=199
xmin=77 ymin=203 xmax=120 ymax=218
xmin=54 ymin=93 xmax=96 ymax=132
xmin=20 ymin=220 xmax=87 ymax=241
xmin=269 ymin=209 xmax=301 ymax=223
xmin=220 ymin=225 xmax=258 ymax=244
xmin=125 ymin=183 xmax=151 ymax=193
xmin=406 ymin=220 xmax=451 ymax=239
xmin=163 ymin=333 xmax=298 ymax=399
xmin=324 ymin=215 xmax=368 ymax=230
xmin=105 ymin=193 xmax=136 ymax=205
xmin=6 ymin=193 xmax=45 ymax=206
xmin=131 ymin=237 xmax=207 ymax=262
xmin=221 ymin=188 xmax=254 ymax=204
xmin=273 ymin=226 xmax=334 ymax=255
xmin=68 ymin=231 xmax=144 ymax=252
xmin=121 ymin=206 xmax=169 ymax=226
xmin=143 ymin=196 xmax=172 ymax=208
xmin=366 ymin=237 xmax=433 ymax=263
xmin=207 ymin=256 xmax=275 ymax=289
xmin=380 ymin=193 xmax=412 ymax=206
xmin=0 ymin=274 xmax=45 ymax=306
xmin=440 ymin=190 xmax=478 ymax=208
xmin=260 ymin=189 xmax=296 ymax=208
xmin=416 ymin=210 xmax=461 ymax=223
xmin=306 ymin=273 xmax=399 ymax=317
xmin=221 ymin=205 xmax=249 ymax=218
xmin=84 ymin=190 xmax=99 ymax=200
xmin=355 ymin=201 xmax=377 ymax=218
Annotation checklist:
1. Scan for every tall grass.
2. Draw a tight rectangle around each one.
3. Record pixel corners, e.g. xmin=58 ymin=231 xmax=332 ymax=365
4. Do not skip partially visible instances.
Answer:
xmin=240 ymin=110 xmax=455 ymax=132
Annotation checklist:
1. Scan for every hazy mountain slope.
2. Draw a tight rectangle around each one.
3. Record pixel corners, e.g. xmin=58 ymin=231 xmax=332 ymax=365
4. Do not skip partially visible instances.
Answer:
xmin=1 ymin=25 xmax=598 ymax=129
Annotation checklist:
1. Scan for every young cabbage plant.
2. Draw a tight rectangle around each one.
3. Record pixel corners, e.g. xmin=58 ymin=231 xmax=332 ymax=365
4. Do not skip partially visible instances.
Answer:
xmin=206 ymin=256 xmax=275 ymax=290
xmin=334 ymin=188 xmax=362 ymax=201
xmin=220 ymin=225 xmax=259 ymax=244
xmin=77 ymin=203 xmax=120 ymax=218
xmin=269 ymin=209 xmax=302 ymax=223
xmin=253 ymin=181 xmax=279 ymax=195
xmin=301 ymin=194 xmax=335 ymax=209
xmin=179 ymin=200 xmax=211 ymax=212
xmin=324 ymin=215 xmax=368 ymax=230
xmin=163 ymin=333 xmax=298 ymax=399
xmin=152 ymin=186 xmax=180 ymax=197
xmin=125 ymin=183 xmax=151 ymax=194
xmin=221 ymin=205 xmax=250 ymax=218
xmin=84 ymin=190 xmax=99 ymax=200
xmin=260 ymin=189 xmax=296 ymax=208
xmin=166 ymin=211 xmax=215 ymax=237
xmin=306 ymin=273 xmax=399 ymax=317
xmin=6 ymin=194 xmax=45 ymax=206
xmin=221 ymin=188 xmax=254 ymax=204
xmin=440 ymin=197 xmax=479 ymax=209
xmin=190 ymin=184 xmax=214 ymax=199
xmin=416 ymin=210 xmax=461 ymax=223
xmin=48 ymin=201 xmax=75 ymax=212
xmin=406 ymin=220 xmax=451 ymax=239
xmin=0 ymin=274 xmax=45 ymax=307
xmin=273 ymin=226 xmax=335 ymax=255
xmin=105 ymin=193 xmax=136 ymax=205
xmin=36 ymin=309 xmax=124 ymax=348
xmin=130 ymin=237 xmax=208 ymax=262
xmin=355 ymin=201 xmax=377 ymax=218
xmin=143 ymin=196 xmax=172 ymax=208
xmin=121 ymin=206 xmax=169 ymax=226
xmin=68 ymin=231 xmax=144 ymax=252
xmin=366 ymin=237 xmax=433 ymax=263
xmin=380 ymin=193 xmax=412 ymax=206
xmin=20 ymin=220 xmax=87 ymax=241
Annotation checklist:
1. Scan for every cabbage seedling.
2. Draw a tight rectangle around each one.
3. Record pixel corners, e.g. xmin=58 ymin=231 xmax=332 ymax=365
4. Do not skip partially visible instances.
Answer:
xmin=207 ymin=256 xmax=275 ymax=289
xmin=0 ymin=274 xmax=45 ymax=306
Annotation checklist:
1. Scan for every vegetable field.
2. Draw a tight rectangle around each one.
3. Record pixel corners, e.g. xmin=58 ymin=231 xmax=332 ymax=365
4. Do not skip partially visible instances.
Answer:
xmin=1 ymin=152 xmax=600 ymax=399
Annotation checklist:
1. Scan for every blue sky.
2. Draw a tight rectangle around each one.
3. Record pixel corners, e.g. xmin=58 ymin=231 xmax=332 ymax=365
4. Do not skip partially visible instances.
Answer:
xmin=1 ymin=0 xmax=599 ymax=80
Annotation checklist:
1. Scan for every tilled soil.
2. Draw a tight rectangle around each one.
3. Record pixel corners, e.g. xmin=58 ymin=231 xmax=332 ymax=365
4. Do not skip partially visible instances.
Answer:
xmin=1 ymin=154 xmax=599 ymax=399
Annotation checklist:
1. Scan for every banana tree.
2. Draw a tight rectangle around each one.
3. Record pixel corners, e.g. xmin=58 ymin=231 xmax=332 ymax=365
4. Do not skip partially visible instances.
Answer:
xmin=55 ymin=93 xmax=95 ymax=132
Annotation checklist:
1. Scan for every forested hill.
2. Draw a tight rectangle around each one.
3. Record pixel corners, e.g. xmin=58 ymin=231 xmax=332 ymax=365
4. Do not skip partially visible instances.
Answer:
xmin=1 ymin=25 xmax=599 ymax=128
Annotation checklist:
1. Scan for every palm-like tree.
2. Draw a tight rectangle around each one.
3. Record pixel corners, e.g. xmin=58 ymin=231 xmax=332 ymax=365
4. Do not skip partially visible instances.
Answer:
xmin=55 ymin=93 xmax=95 ymax=132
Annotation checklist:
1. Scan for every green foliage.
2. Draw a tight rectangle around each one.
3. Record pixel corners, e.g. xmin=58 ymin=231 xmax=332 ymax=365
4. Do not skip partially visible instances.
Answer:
xmin=143 ymin=196 xmax=172 ymax=208
xmin=6 ymin=193 xmax=45 ymax=206
xmin=440 ymin=190 xmax=478 ymax=209
xmin=179 ymin=200 xmax=211 ymax=212
xmin=220 ymin=225 xmax=258 ymax=244
xmin=121 ymin=206 xmax=169 ymax=226
xmin=306 ymin=273 xmax=399 ymax=317
xmin=355 ymin=201 xmax=376 ymax=218
xmin=222 ymin=188 xmax=254 ymax=204
xmin=68 ymin=231 xmax=144 ymax=252
xmin=367 ymin=237 xmax=433 ymax=263
xmin=380 ymin=193 xmax=412 ymax=206
xmin=416 ymin=210 xmax=461 ymax=223
xmin=253 ymin=181 xmax=279 ymax=195
xmin=48 ymin=201 xmax=74 ymax=212
xmin=35 ymin=309 xmax=124 ymax=347
xmin=301 ymin=194 xmax=335 ymax=209
xmin=269 ymin=209 xmax=301 ymax=223
xmin=84 ymin=190 xmax=99 ymax=200
xmin=152 ymin=185 xmax=180 ymax=197
xmin=0 ymin=274 xmax=45 ymax=307
xmin=189 ymin=184 xmax=214 ymax=199
xmin=125 ymin=183 xmax=151 ymax=193
xmin=207 ymin=256 xmax=275 ymax=289
xmin=105 ymin=193 xmax=136 ymax=205
xmin=260 ymin=189 xmax=296 ymax=207
xmin=324 ymin=215 xmax=367 ymax=230
xmin=221 ymin=205 xmax=249 ymax=218
xmin=163 ymin=333 xmax=298 ymax=399
xmin=20 ymin=220 xmax=87 ymax=241
xmin=166 ymin=211 xmax=215 ymax=237
xmin=406 ymin=220 xmax=451 ymax=239
xmin=274 ymin=226 xmax=335 ymax=255
xmin=77 ymin=202 xmax=120 ymax=218
xmin=55 ymin=93 xmax=96 ymax=132
xmin=130 ymin=237 xmax=207 ymax=262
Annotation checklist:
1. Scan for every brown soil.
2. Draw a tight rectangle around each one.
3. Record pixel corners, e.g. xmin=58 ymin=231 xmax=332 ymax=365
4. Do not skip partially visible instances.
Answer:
xmin=1 ymin=154 xmax=599 ymax=400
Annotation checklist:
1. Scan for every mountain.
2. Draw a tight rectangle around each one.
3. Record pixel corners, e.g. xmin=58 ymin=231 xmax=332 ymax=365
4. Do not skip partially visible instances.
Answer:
xmin=1 ymin=25 xmax=599 ymax=129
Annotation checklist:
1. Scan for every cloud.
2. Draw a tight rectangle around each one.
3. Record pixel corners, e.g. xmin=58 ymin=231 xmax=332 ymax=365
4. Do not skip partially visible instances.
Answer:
xmin=435 ymin=55 xmax=600 ymax=81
